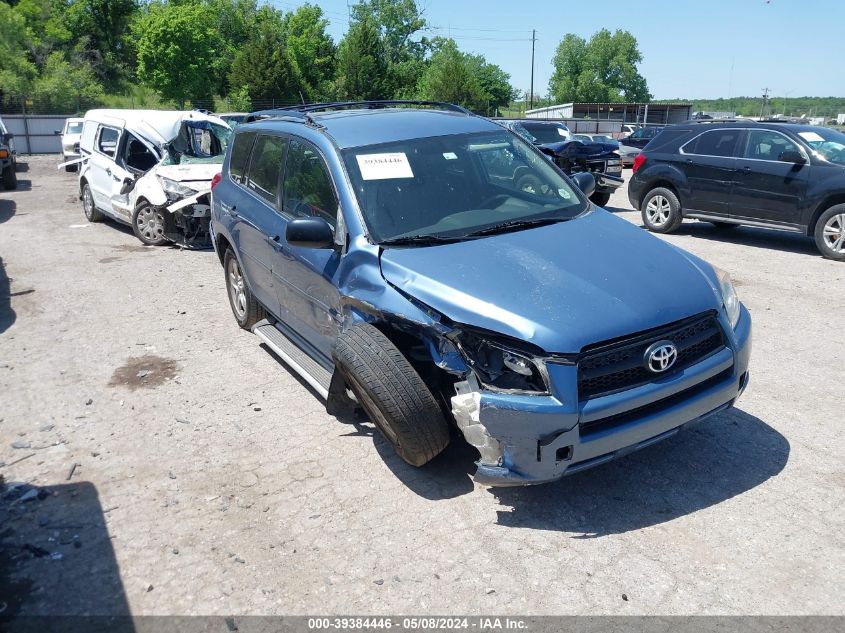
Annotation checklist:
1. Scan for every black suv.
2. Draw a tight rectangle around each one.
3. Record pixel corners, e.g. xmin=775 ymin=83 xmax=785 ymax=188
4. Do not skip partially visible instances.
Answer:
xmin=628 ymin=121 xmax=845 ymax=260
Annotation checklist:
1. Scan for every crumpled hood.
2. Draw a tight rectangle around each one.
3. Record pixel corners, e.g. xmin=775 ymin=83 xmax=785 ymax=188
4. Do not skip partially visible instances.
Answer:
xmin=541 ymin=140 xmax=619 ymax=158
xmin=154 ymin=163 xmax=221 ymax=184
xmin=379 ymin=210 xmax=722 ymax=353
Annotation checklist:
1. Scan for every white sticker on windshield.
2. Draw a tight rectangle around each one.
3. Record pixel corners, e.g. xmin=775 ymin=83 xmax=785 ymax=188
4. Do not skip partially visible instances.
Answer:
xmin=798 ymin=131 xmax=824 ymax=143
xmin=558 ymin=188 xmax=571 ymax=199
xmin=356 ymin=152 xmax=414 ymax=180
xmin=442 ymin=152 xmax=458 ymax=160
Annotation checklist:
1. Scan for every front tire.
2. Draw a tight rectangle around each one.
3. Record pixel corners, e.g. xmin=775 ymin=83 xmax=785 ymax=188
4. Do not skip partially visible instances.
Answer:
xmin=814 ymin=204 xmax=845 ymax=261
xmin=81 ymin=183 xmax=103 ymax=222
xmin=2 ymin=164 xmax=16 ymax=190
xmin=641 ymin=187 xmax=682 ymax=233
xmin=335 ymin=324 xmax=450 ymax=467
xmin=589 ymin=191 xmax=611 ymax=207
xmin=223 ymin=248 xmax=265 ymax=329
xmin=132 ymin=202 xmax=168 ymax=246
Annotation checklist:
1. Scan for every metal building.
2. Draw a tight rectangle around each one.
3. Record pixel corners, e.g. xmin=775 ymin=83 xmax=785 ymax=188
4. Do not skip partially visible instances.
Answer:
xmin=525 ymin=102 xmax=693 ymax=125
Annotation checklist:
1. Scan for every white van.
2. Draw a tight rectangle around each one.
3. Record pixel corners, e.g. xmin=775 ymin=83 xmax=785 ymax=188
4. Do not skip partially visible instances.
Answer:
xmin=75 ymin=109 xmax=231 ymax=246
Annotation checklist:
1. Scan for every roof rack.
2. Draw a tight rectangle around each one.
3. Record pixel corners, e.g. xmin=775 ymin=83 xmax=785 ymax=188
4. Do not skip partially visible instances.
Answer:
xmin=686 ymin=118 xmax=750 ymax=124
xmin=247 ymin=100 xmax=471 ymax=122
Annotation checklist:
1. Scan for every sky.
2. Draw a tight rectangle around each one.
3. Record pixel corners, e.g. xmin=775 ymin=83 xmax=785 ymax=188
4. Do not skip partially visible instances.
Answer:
xmin=270 ymin=0 xmax=845 ymax=101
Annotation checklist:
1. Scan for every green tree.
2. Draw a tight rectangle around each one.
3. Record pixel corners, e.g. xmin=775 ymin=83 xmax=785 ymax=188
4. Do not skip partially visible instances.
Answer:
xmin=0 ymin=2 xmax=38 ymax=101
xmin=31 ymin=51 xmax=105 ymax=113
xmin=334 ymin=13 xmax=388 ymax=101
xmin=549 ymin=29 xmax=651 ymax=103
xmin=282 ymin=4 xmax=336 ymax=101
xmin=228 ymin=7 xmax=305 ymax=105
xmin=416 ymin=39 xmax=486 ymax=112
xmin=467 ymin=54 xmax=517 ymax=115
xmin=65 ymin=0 xmax=139 ymax=88
xmin=206 ymin=0 xmax=258 ymax=96
xmin=226 ymin=85 xmax=252 ymax=112
xmin=134 ymin=0 xmax=220 ymax=107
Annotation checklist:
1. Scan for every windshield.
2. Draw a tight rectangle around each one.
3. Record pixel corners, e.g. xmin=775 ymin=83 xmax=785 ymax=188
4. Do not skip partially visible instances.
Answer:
xmin=798 ymin=128 xmax=845 ymax=165
xmin=162 ymin=121 xmax=232 ymax=165
xmin=65 ymin=122 xmax=83 ymax=134
xmin=342 ymin=130 xmax=586 ymax=244
xmin=520 ymin=123 xmax=570 ymax=144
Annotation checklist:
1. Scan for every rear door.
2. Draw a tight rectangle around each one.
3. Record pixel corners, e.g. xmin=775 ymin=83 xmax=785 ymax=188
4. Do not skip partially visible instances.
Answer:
xmin=678 ymin=128 xmax=743 ymax=214
xmin=233 ymin=133 xmax=288 ymax=318
xmin=731 ymin=128 xmax=810 ymax=226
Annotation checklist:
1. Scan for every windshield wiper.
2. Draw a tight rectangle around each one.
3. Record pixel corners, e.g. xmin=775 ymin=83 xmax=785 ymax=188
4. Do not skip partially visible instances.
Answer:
xmin=379 ymin=234 xmax=464 ymax=247
xmin=462 ymin=216 xmax=566 ymax=238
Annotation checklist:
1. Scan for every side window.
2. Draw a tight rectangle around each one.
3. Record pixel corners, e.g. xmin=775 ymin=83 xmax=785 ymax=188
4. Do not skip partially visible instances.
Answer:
xmin=97 ymin=126 xmax=120 ymax=157
xmin=122 ymin=134 xmax=158 ymax=173
xmin=282 ymin=139 xmax=338 ymax=227
xmin=744 ymin=130 xmax=802 ymax=162
xmin=683 ymin=129 xmax=741 ymax=157
xmin=229 ymin=131 xmax=256 ymax=185
xmin=246 ymin=135 xmax=286 ymax=203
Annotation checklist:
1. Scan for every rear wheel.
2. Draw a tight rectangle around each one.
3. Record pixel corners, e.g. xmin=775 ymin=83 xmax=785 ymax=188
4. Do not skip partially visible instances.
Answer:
xmin=641 ymin=187 xmax=682 ymax=233
xmin=223 ymin=248 xmax=265 ymax=329
xmin=131 ymin=202 xmax=168 ymax=246
xmin=335 ymin=324 xmax=450 ymax=467
xmin=2 ymin=164 xmax=16 ymax=190
xmin=589 ymin=191 xmax=611 ymax=207
xmin=81 ymin=183 xmax=103 ymax=222
xmin=814 ymin=204 xmax=845 ymax=261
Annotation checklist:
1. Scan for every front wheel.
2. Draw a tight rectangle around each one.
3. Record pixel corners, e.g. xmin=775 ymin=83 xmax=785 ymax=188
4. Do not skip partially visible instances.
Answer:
xmin=132 ymin=203 xmax=168 ymax=246
xmin=814 ymin=204 xmax=845 ymax=261
xmin=2 ymin=164 xmax=16 ymax=190
xmin=589 ymin=191 xmax=611 ymax=207
xmin=335 ymin=324 xmax=450 ymax=467
xmin=641 ymin=187 xmax=682 ymax=233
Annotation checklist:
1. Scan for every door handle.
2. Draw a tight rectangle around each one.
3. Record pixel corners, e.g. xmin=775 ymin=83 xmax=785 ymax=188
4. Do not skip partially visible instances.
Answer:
xmin=267 ymin=234 xmax=284 ymax=250
xmin=106 ymin=168 xmax=112 ymax=176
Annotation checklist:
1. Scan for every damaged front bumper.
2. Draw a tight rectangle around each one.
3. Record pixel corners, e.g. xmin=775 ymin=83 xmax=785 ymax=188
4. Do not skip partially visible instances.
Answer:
xmin=451 ymin=307 xmax=752 ymax=487
xmin=162 ymin=190 xmax=212 ymax=247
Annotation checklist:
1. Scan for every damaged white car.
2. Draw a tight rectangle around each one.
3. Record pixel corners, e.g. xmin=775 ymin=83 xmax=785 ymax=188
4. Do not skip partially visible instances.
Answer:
xmin=70 ymin=109 xmax=231 ymax=246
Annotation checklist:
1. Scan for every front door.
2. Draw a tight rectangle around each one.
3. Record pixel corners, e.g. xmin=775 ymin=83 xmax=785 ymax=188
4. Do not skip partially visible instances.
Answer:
xmin=87 ymin=124 xmax=124 ymax=212
xmin=274 ymin=138 xmax=341 ymax=361
xmin=678 ymin=128 xmax=743 ymax=214
xmin=731 ymin=128 xmax=810 ymax=226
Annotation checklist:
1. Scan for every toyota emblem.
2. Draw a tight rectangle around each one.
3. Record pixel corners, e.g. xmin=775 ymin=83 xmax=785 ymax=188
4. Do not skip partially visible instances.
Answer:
xmin=644 ymin=340 xmax=678 ymax=373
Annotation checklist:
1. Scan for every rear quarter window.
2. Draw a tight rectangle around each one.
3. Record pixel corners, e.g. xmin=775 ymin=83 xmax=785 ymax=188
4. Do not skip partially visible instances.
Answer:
xmin=644 ymin=129 xmax=690 ymax=151
xmin=229 ymin=131 xmax=256 ymax=184
xmin=682 ymin=129 xmax=742 ymax=157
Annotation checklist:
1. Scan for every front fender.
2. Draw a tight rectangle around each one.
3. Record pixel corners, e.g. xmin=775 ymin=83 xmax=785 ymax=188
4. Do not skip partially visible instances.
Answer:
xmin=132 ymin=171 xmax=168 ymax=208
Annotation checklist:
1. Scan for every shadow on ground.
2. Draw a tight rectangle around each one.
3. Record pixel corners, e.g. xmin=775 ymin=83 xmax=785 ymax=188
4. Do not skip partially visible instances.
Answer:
xmin=0 ymin=256 xmax=16 ymax=333
xmin=0 ymin=199 xmax=15 ymax=224
xmin=0 ymin=480 xmax=134 ymax=631
xmin=660 ymin=222 xmax=818 ymax=257
xmin=368 ymin=407 xmax=788 ymax=533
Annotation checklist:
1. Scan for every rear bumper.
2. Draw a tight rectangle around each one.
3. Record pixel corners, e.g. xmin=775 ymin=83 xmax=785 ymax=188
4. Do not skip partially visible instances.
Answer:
xmin=456 ymin=306 xmax=752 ymax=487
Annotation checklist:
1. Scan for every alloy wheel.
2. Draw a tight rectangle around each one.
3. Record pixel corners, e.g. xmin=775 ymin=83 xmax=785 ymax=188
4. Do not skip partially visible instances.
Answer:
xmin=822 ymin=213 xmax=845 ymax=253
xmin=645 ymin=195 xmax=672 ymax=226
xmin=227 ymin=257 xmax=247 ymax=319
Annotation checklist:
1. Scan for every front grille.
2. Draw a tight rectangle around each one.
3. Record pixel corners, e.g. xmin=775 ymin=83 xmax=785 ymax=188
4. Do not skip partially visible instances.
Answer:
xmin=577 ymin=312 xmax=725 ymax=400
xmin=586 ymin=159 xmax=606 ymax=173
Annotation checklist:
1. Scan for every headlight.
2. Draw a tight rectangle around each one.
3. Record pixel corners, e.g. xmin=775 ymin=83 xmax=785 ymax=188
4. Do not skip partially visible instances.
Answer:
xmin=715 ymin=267 xmax=741 ymax=328
xmin=158 ymin=176 xmax=197 ymax=199
xmin=457 ymin=331 xmax=549 ymax=393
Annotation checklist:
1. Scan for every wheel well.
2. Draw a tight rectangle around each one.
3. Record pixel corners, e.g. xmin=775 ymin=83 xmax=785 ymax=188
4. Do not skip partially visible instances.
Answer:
xmin=807 ymin=195 xmax=845 ymax=236
xmin=79 ymin=176 xmax=88 ymax=196
xmin=215 ymin=232 xmax=232 ymax=265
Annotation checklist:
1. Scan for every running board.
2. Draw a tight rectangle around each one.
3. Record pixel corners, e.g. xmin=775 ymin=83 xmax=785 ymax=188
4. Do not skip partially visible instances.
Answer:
xmin=252 ymin=319 xmax=333 ymax=399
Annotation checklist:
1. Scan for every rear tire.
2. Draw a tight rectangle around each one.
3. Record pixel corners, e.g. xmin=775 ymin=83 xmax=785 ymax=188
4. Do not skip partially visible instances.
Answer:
xmin=641 ymin=187 xmax=682 ymax=233
xmin=2 ymin=164 xmax=16 ymax=190
xmin=132 ymin=202 xmax=169 ymax=246
xmin=589 ymin=191 xmax=611 ymax=207
xmin=335 ymin=324 xmax=450 ymax=467
xmin=223 ymin=248 xmax=265 ymax=329
xmin=81 ymin=182 xmax=103 ymax=222
xmin=814 ymin=204 xmax=845 ymax=261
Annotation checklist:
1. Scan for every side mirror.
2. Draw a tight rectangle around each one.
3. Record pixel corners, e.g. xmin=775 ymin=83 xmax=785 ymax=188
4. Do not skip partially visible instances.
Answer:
xmin=286 ymin=217 xmax=335 ymax=249
xmin=54 ymin=130 xmax=62 ymax=136
xmin=779 ymin=150 xmax=806 ymax=165
xmin=3 ymin=132 xmax=14 ymax=143
xmin=119 ymin=177 xmax=136 ymax=195
xmin=572 ymin=172 xmax=596 ymax=197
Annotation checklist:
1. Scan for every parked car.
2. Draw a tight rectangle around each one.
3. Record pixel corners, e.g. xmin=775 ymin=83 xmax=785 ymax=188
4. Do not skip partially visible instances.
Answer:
xmin=499 ymin=120 xmax=623 ymax=206
xmin=620 ymin=125 xmax=662 ymax=149
xmin=76 ymin=109 xmax=231 ymax=246
xmin=617 ymin=143 xmax=641 ymax=167
xmin=218 ymin=112 xmax=247 ymax=128
xmin=210 ymin=100 xmax=751 ymax=486
xmin=0 ymin=115 xmax=17 ymax=190
xmin=628 ymin=120 xmax=845 ymax=261
xmin=574 ymin=133 xmax=620 ymax=149
xmin=56 ymin=117 xmax=84 ymax=171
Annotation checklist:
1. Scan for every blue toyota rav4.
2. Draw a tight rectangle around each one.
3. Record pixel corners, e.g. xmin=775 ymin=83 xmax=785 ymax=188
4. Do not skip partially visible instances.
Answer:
xmin=210 ymin=101 xmax=751 ymax=486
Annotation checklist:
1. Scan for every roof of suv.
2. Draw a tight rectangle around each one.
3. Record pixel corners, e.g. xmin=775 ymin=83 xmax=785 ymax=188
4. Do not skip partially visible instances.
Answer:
xmin=244 ymin=102 xmax=501 ymax=149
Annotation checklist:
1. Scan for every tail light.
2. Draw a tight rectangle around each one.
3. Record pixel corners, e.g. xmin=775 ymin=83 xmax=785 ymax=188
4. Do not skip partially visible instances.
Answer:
xmin=632 ymin=153 xmax=646 ymax=174
xmin=210 ymin=172 xmax=222 ymax=190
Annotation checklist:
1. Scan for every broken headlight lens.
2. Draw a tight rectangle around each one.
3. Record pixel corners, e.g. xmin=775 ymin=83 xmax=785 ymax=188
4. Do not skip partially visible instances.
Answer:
xmin=158 ymin=176 xmax=197 ymax=200
xmin=457 ymin=332 xmax=549 ymax=393
xmin=714 ymin=267 xmax=741 ymax=329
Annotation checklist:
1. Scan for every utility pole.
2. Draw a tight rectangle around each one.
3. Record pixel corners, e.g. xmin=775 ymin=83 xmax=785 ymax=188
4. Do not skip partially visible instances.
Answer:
xmin=529 ymin=29 xmax=536 ymax=111
xmin=760 ymin=87 xmax=769 ymax=118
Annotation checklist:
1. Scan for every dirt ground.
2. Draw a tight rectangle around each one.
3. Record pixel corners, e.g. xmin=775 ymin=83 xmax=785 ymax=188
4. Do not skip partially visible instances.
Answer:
xmin=1 ymin=155 xmax=843 ymax=616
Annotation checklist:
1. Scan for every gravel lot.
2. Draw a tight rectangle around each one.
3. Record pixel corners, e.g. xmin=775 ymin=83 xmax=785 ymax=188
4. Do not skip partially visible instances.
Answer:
xmin=1 ymin=155 xmax=843 ymax=616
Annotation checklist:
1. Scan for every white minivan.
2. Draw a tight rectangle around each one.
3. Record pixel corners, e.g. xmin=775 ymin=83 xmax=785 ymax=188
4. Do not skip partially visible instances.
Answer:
xmin=75 ymin=109 xmax=231 ymax=246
